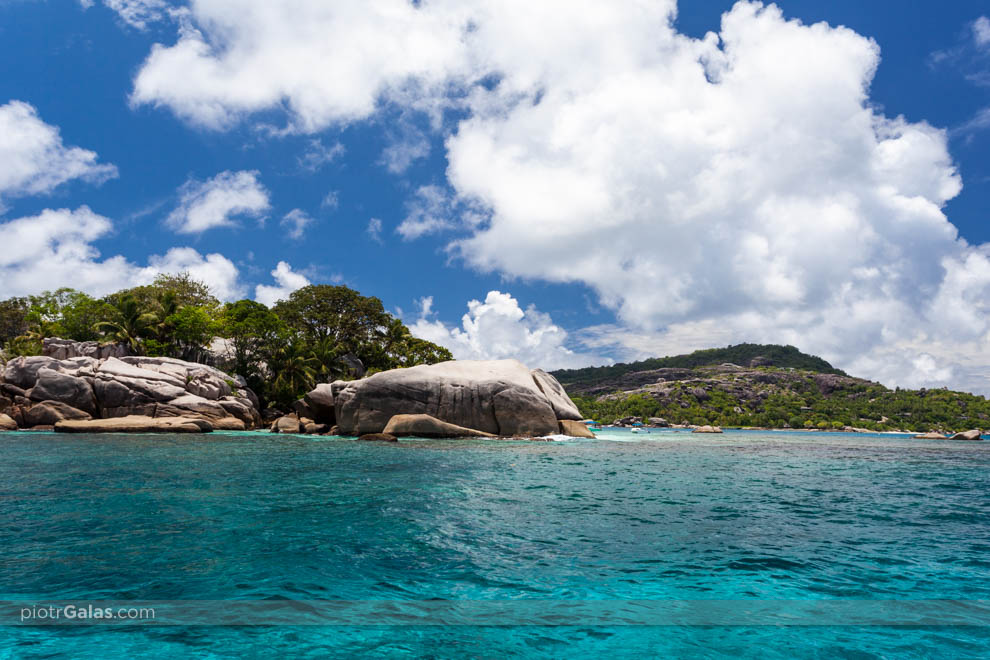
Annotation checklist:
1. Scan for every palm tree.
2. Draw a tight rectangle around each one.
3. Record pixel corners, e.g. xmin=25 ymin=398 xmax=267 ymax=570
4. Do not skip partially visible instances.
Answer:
xmin=94 ymin=294 xmax=157 ymax=354
xmin=148 ymin=290 xmax=180 ymax=353
xmin=270 ymin=340 xmax=319 ymax=399
xmin=310 ymin=336 xmax=346 ymax=382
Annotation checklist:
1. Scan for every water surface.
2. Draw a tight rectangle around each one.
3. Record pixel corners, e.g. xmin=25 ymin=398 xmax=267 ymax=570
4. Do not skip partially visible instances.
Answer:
xmin=1 ymin=429 xmax=988 ymax=657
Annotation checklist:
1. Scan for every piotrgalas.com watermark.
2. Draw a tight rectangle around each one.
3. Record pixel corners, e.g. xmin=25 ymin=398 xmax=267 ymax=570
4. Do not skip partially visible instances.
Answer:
xmin=20 ymin=604 xmax=155 ymax=623
xmin=4 ymin=600 xmax=990 ymax=626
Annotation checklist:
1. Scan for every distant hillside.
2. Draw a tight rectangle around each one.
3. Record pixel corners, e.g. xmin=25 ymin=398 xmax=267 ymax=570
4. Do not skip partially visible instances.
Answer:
xmin=551 ymin=345 xmax=988 ymax=433
xmin=552 ymin=343 xmax=846 ymax=394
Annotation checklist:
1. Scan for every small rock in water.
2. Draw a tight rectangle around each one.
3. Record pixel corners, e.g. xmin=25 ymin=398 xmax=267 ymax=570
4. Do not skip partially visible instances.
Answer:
xmin=358 ymin=433 xmax=398 ymax=442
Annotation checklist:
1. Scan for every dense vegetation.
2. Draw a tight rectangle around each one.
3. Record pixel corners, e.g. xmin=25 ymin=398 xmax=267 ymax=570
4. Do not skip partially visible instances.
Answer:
xmin=566 ymin=363 xmax=990 ymax=433
xmin=553 ymin=343 xmax=846 ymax=392
xmin=0 ymin=275 xmax=452 ymax=408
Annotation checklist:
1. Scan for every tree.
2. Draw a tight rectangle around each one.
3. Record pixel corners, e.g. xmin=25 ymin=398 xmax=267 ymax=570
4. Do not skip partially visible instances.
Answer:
xmin=94 ymin=294 xmax=157 ymax=353
xmin=268 ymin=339 xmax=318 ymax=406
xmin=274 ymin=285 xmax=390 ymax=354
xmin=0 ymin=297 xmax=30 ymax=345
xmin=218 ymin=299 xmax=286 ymax=380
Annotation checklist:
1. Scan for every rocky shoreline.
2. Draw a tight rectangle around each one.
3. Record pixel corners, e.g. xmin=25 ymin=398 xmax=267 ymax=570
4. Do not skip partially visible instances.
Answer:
xmin=0 ymin=341 xmax=595 ymax=439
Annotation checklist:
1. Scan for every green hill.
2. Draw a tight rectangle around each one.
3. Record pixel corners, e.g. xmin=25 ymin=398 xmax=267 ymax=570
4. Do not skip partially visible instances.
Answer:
xmin=552 ymin=343 xmax=845 ymax=393
xmin=551 ymin=344 xmax=987 ymax=433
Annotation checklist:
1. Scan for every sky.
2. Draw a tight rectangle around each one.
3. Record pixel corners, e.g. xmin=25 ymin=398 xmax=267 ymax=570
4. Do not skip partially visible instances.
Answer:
xmin=2 ymin=1 xmax=990 ymax=393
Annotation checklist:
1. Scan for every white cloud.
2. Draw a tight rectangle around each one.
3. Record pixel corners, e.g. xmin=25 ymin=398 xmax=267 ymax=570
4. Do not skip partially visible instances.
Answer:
xmin=280 ymin=208 xmax=314 ymax=240
xmin=409 ymin=290 xmax=611 ymax=371
xmin=255 ymin=261 xmax=311 ymax=306
xmin=367 ymin=217 xmax=383 ymax=243
xmin=126 ymin=1 xmax=990 ymax=393
xmin=973 ymin=16 xmax=990 ymax=49
xmin=166 ymin=170 xmax=270 ymax=234
xmin=298 ymin=139 xmax=345 ymax=172
xmin=0 ymin=100 xmax=117 ymax=209
xmin=130 ymin=1 xmax=470 ymax=131
xmin=0 ymin=206 xmax=244 ymax=300
xmin=396 ymin=185 xmax=459 ymax=239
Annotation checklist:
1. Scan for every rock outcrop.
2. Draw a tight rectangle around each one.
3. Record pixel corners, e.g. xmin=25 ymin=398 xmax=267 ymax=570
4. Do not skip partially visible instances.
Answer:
xmin=949 ymin=429 xmax=983 ymax=441
xmin=692 ymin=425 xmax=723 ymax=434
xmin=1 ymin=342 xmax=260 ymax=431
xmin=558 ymin=419 xmax=596 ymax=438
xmin=0 ymin=413 xmax=17 ymax=431
xmin=325 ymin=360 xmax=583 ymax=437
xmin=55 ymin=416 xmax=213 ymax=433
xmin=913 ymin=431 xmax=947 ymax=439
xmin=382 ymin=413 xmax=497 ymax=438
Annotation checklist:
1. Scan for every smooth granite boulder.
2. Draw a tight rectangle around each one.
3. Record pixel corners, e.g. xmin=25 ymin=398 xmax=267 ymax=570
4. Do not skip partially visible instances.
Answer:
xmin=55 ymin=415 xmax=211 ymax=433
xmin=950 ymin=429 xmax=982 ymax=441
xmin=271 ymin=415 xmax=302 ymax=434
xmin=2 ymin=356 xmax=59 ymax=389
xmin=691 ymin=425 xmax=723 ymax=434
xmin=303 ymin=384 xmax=336 ymax=424
xmin=531 ymin=369 xmax=583 ymax=421
xmin=558 ymin=420 xmax=596 ymax=438
xmin=914 ymin=431 xmax=948 ymax=439
xmin=331 ymin=359 xmax=579 ymax=437
xmin=382 ymin=413 xmax=496 ymax=438
xmin=24 ymin=401 xmax=91 ymax=427
xmin=28 ymin=368 xmax=97 ymax=415
xmin=0 ymin=413 xmax=17 ymax=430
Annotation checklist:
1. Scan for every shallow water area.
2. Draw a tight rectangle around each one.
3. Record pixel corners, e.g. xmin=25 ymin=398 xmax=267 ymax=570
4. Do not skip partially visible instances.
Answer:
xmin=1 ymin=428 xmax=988 ymax=657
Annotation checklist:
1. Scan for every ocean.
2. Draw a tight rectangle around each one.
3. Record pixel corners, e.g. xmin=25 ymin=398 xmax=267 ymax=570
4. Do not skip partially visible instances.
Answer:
xmin=1 ymin=428 xmax=988 ymax=658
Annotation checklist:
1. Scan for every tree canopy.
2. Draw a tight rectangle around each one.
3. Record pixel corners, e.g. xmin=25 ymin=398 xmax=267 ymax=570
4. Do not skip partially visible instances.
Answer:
xmin=0 ymin=277 xmax=453 ymax=408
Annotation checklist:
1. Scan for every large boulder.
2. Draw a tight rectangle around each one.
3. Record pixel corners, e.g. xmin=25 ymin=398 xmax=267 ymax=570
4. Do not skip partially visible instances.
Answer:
xmin=24 ymin=401 xmax=91 ymax=427
xmin=692 ymin=425 xmax=723 ymax=434
xmin=530 ymin=369 xmax=583 ymax=421
xmin=382 ymin=414 xmax=496 ymax=438
xmin=2 ymin=356 xmax=59 ymax=389
xmin=0 ymin=413 xmax=17 ymax=431
xmin=28 ymin=368 xmax=97 ymax=415
xmin=304 ymin=384 xmax=336 ymax=424
xmin=558 ymin=420 xmax=596 ymax=438
xmin=43 ymin=338 xmax=129 ymax=360
xmin=161 ymin=394 xmax=229 ymax=421
xmin=271 ymin=415 xmax=302 ymax=434
xmin=331 ymin=360 xmax=578 ymax=437
xmin=950 ymin=429 xmax=983 ymax=441
xmin=55 ymin=415 xmax=211 ymax=433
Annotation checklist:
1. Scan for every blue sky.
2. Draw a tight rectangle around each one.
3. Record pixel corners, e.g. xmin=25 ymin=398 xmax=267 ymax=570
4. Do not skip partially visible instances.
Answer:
xmin=2 ymin=1 xmax=990 ymax=392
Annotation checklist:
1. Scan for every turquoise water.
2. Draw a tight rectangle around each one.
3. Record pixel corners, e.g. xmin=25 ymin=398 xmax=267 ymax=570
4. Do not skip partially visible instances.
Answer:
xmin=1 ymin=428 xmax=989 ymax=658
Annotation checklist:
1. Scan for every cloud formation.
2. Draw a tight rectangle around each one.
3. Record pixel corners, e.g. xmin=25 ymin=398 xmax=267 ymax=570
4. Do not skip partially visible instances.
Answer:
xmin=166 ymin=170 xmax=270 ymax=234
xmin=0 ymin=100 xmax=117 ymax=210
xmin=280 ymin=208 xmax=314 ymax=240
xmin=0 ymin=206 xmax=243 ymax=300
xmin=127 ymin=1 xmax=990 ymax=392
xmin=409 ymin=290 xmax=611 ymax=370
xmin=255 ymin=260 xmax=310 ymax=306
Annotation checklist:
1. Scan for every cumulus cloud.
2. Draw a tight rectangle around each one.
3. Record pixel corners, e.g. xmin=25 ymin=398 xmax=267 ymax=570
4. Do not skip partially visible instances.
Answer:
xmin=166 ymin=170 xmax=270 ymax=234
xmin=127 ymin=1 xmax=990 ymax=392
xmin=0 ymin=206 xmax=244 ymax=300
xmin=130 ymin=1 xmax=469 ymax=131
xmin=0 ymin=100 xmax=117 ymax=210
xmin=409 ymin=290 xmax=611 ymax=370
xmin=280 ymin=208 xmax=314 ymax=240
xmin=255 ymin=261 xmax=311 ymax=306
